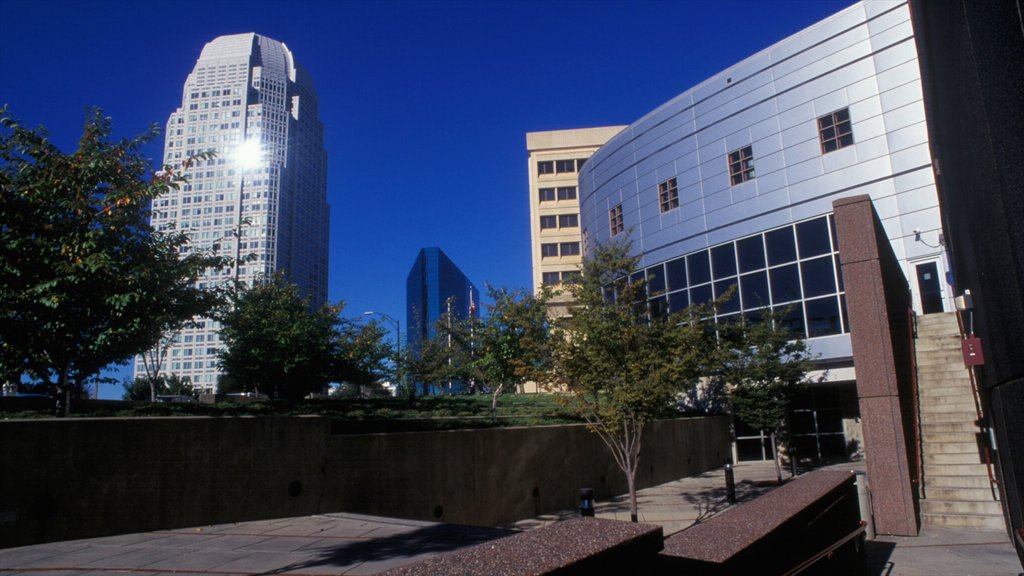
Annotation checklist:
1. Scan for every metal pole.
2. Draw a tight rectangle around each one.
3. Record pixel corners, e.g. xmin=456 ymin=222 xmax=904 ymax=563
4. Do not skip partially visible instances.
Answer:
xmin=725 ymin=463 xmax=736 ymax=504
xmin=580 ymin=488 xmax=595 ymax=517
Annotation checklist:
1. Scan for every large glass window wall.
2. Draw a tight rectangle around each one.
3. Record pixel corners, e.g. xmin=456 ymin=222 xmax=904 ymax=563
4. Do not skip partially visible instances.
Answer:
xmin=643 ymin=214 xmax=848 ymax=340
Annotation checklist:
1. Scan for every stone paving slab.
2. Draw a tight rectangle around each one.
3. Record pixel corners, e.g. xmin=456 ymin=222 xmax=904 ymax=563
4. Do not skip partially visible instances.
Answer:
xmin=865 ymin=526 xmax=1021 ymax=576
xmin=0 ymin=513 xmax=514 ymax=575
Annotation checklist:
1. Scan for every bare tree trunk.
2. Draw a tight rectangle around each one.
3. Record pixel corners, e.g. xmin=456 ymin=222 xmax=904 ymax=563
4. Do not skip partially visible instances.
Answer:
xmin=490 ymin=383 xmax=504 ymax=420
xmin=771 ymin=432 xmax=783 ymax=484
xmin=627 ymin=465 xmax=639 ymax=522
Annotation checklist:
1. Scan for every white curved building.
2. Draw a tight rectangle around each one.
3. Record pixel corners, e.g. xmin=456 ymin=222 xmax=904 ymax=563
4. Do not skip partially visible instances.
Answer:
xmin=137 ymin=33 xmax=330 ymax=393
xmin=573 ymin=0 xmax=947 ymax=460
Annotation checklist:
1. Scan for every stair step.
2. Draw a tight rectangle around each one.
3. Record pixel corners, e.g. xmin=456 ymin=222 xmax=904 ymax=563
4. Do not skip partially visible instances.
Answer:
xmin=925 ymin=428 xmax=978 ymax=440
xmin=925 ymin=452 xmax=985 ymax=465
xmin=918 ymin=383 xmax=973 ymax=395
xmin=914 ymin=340 xmax=965 ymax=353
xmin=920 ymin=403 xmax=977 ymax=415
xmin=924 ymin=486 xmax=996 ymax=501
xmin=917 ymin=361 xmax=971 ymax=373
xmin=921 ymin=512 xmax=1006 ymax=530
xmin=917 ymin=394 xmax=975 ymax=407
xmin=925 ymin=461 xmax=992 ymax=475
xmin=926 ymin=473 xmax=993 ymax=489
xmin=920 ymin=412 xmax=981 ymax=424
xmin=922 ymin=441 xmax=980 ymax=455
xmin=920 ymin=499 xmax=1004 ymax=516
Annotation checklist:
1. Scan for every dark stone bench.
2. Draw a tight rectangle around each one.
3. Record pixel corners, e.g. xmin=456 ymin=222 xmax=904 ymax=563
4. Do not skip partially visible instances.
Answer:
xmin=658 ymin=469 xmax=864 ymax=575
xmin=378 ymin=517 xmax=664 ymax=576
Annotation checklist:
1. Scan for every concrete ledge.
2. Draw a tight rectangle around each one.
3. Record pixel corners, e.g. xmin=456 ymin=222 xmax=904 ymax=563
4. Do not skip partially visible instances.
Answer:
xmin=379 ymin=517 xmax=663 ymax=576
xmin=660 ymin=470 xmax=861 ymax=574
xmin=0 ymin=416 xmax=729 ymax=547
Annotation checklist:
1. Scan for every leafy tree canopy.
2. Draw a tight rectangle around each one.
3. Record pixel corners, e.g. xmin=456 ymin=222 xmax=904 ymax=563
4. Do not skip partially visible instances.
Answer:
xmin=0 ymin=108 xmax=226 ymax=413
xmin=216 ymin=275 xmax=338 ymax=401
xmin=122 ymin=374 xmax=196 ymax=401
xmin=547 ymin=239 xmax=719 ymax=521
xmin=719 ymin=307 xmax=816 ymax=481
xmin=443 ymin=286 xmax=552 ymax=416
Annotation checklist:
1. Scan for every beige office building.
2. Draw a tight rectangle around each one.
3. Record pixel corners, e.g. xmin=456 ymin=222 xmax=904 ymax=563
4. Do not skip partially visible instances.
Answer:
xmin=526 ymin=126 xmax=625 ymax=294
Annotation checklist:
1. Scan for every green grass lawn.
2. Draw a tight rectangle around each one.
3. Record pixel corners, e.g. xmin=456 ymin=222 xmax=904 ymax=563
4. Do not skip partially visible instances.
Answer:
xmin=1 ymin=393 xmax=590 ymax=431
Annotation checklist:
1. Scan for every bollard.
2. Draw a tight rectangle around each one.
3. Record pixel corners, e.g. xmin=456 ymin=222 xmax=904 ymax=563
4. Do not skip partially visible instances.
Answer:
xmin=724 ymin=463 xmax=736 ymax=504
xmin=790 ymin=446 xmax=798 ymax=477
xmin=579 ymin=487 xmax=595 ymax=517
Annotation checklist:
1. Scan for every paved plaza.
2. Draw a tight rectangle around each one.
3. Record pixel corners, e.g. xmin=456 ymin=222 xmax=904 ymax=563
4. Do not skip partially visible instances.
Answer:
xmin=1 ymin=461 xmax=1018 ymax=575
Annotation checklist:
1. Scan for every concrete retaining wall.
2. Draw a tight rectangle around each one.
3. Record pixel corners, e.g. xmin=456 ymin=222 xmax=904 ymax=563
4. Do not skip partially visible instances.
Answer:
xmin=0 ymin=415 xmax=729 ymax=547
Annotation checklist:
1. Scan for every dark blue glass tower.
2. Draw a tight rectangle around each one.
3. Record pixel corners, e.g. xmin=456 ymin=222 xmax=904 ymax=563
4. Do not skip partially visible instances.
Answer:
xmin=405 ymin=247 xmax=480 ymax=394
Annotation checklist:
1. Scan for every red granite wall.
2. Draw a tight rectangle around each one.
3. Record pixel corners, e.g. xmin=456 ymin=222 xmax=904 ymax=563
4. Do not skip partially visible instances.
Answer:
xmin=833 ymin=195 xmax=920 ymax=536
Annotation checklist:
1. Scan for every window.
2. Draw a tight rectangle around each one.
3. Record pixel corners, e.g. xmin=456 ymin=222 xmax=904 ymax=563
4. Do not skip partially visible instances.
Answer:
xmin=538 ymin=187 xmax=556 ymax=202
xmin=538 ymin=161 xmax=554 ymax=175
xmin=557 ymin=186 xmax=577 ymax=200
xmin=542 ymin=272 xmax=561 ymax=285
xmin=609 ymin=204 xmax=624 ymax=236
xmin=555 ymin=159 xmax=576 ymax=174
xmin=540 ymin=215 xmax=557 ymax=229
xmin=541 ymin=243 xmax=559 ymax=258
xmin=558 ymin=214 xmax=578 ymax=228
xmin=576 ymin=158 xmax=587 ymax=171
xmin=818 ymin=108 xmax=854 ymax=153
xmin=560 ymin=242 xmax=580 ymax=256
xmin=659 ymin=177 xmax=679 ymax=213
xmin=728 ymin=146 xmax=755 ymax=185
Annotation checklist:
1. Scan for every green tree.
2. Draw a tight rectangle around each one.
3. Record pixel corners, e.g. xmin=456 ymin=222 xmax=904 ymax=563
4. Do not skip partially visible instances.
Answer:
xmin=217 ymin=275 xmax=337 ymax=400
xmin=0 ymin=108 xmax=226 ymax=414
xmin=446 ymin=286 xmax=552 ymax=418
xmin=547 ymin=240 xmax=717 ymax=522
xmin=122 ymin=374 xmax=196 ymax=401
xmin=332 ymin=318 xmax=394 ymax=397
xmin=399 ymin=303 xmax=465 ymax=397
xmin=719 ymin=309 xmax=815 ymax=483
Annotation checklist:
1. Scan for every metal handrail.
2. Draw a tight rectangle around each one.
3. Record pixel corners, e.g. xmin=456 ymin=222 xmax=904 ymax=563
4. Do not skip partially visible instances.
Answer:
xmin=783 ymin=521 xmax=867 ymax=575
xmin=910 ymin=308 xmax=924 ymax=497
xmin=955 ymin=310 xmax=1000 ymax=495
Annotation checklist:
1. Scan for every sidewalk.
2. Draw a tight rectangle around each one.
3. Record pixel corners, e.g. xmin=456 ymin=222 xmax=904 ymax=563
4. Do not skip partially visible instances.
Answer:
xmin=511 ymin=459 xmax=809 ymax=535
xmin=0 ymin=514 xmax=514 ymax=575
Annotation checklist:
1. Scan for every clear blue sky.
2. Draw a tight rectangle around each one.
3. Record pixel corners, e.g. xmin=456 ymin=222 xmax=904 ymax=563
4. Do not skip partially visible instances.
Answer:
xmin=2 ymin=0 xmax=852 ymax=397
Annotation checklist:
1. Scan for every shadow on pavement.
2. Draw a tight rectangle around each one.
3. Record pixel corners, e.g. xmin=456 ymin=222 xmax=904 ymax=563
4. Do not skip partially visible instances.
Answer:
xmin=863 ymin=540 xmax=896 ymax=576
xmin=258 ymin=522 xmax=515 ymax=574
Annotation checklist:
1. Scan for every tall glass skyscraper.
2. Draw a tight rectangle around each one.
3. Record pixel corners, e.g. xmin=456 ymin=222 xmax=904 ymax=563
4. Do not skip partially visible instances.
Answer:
xmin=406 ymin=247 xmax=479 ymax=394
xmin=136 ymin=33 xmax=329 ymax=393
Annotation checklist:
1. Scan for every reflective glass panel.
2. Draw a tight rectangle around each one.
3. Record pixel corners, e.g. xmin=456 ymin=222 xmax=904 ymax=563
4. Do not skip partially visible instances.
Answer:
xmin=801 ymin=256 xmax=837 ymax=298
xmin=770 ymin=263 xmax=802 ymax=303
xmin=711 ymin=244 xmax=737 ymax=279
xmin=776 ymin=304 xmax=806 ymax=336
xmin=666 ymin=258 xmax=687 ymax=291
xmin=740 ymin=271 xmax=770 ymax=310
xmin=690 ymin=284 xmax=713 ymax=307
xmin=796 ymin=217 xmax=831 ymax=258
xmin=668 ymin=290 xmax=689 ymax=313
xmin=714 ymin=279 xmax=740 ymax=313
xmin=766 ymin=227 xmax=797 ymax=266
xmin=647 ymin=264 xmax=666 ymax=295
xmin=737 ymin=235 xmax=766 ymax=273
xmin=687 ymin=250 xmax=711 ymax=285
xmin=805 ymin=296 xmax=842 ymax=337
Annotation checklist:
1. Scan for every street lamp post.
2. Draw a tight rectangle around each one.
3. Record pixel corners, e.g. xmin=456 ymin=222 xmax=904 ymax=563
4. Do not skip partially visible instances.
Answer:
xmin=363 ymin=311 xmax=402 ymax=394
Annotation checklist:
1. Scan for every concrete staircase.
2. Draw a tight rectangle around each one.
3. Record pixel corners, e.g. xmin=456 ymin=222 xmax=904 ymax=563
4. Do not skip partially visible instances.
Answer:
xmin=915 ymin=312 xmax=1004 ymax=530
